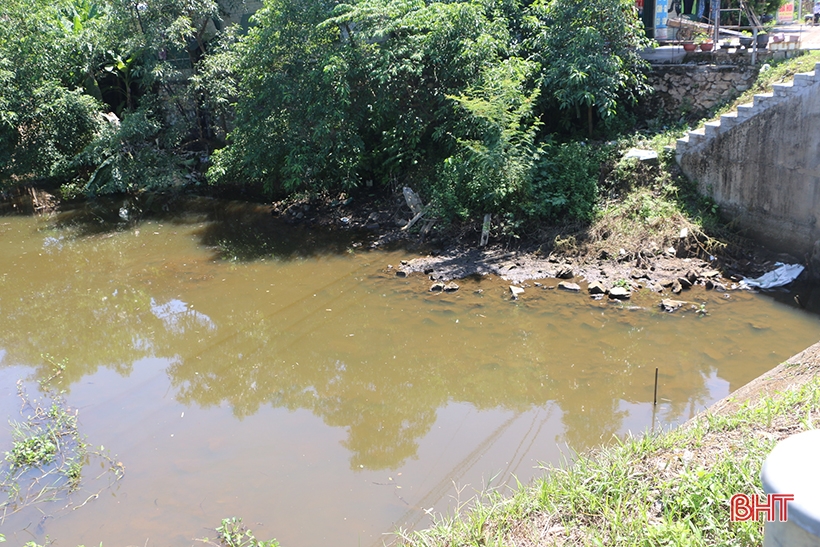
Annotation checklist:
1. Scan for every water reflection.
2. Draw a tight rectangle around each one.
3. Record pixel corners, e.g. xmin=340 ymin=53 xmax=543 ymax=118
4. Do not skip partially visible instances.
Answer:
xmin=150 ymin=298 xmax=216 ymax=333
xmin=0 ymin=201 xmax=818 ymax=545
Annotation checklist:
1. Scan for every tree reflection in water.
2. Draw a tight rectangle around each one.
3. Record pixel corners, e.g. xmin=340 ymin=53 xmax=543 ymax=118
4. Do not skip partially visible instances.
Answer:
xmin=0 ymin=202 xmax=816 ymax=473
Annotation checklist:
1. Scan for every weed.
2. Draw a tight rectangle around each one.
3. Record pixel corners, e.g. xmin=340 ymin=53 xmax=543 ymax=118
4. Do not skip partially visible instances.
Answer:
xmin=553 ymin=234 xmax=577 ymax=254
xmin=7 ymin=432 xmax=57 ymax=468
xmin=198 ymin=517 xmax=280 ymax=547
xmin=0 ymin=357 xmax=123 ymax=527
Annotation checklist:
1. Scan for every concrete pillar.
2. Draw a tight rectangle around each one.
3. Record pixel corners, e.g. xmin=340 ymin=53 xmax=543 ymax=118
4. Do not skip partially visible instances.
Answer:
xmin=761 ymin=429 xmax=820 ymax=546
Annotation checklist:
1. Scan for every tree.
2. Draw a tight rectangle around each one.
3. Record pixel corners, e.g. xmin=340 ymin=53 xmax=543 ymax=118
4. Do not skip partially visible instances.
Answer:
xmin=436 ymin=57 xmax=542 ymax=217
xmin=0 ymin=0 xmax=104 ymax=183
xmin=208 ymin=0 xmax=519 ymax=195
xmin=526 ymin=0 xmax=652 ymax=135
xmin=0 ymin=0 xmax=225 ymax=193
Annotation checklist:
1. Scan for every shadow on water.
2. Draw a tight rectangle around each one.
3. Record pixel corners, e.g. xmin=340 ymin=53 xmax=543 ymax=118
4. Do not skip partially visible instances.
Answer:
xmin=194 ymin=200 xmax=374 ymax=261
xmin=767 ymin=280 xmax=820 ymax=316
xmin=29 ymin=194 xmax=377 ymax=261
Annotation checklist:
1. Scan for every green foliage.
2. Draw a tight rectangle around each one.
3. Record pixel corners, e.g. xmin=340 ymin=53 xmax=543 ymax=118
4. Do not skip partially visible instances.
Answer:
xmin=214 ymin=517 xmax=280 ymax=547
xmin=209 ymin=0 xmax=521 ymax=196
xmin=1 ymin=0 xmax=653 ymax=221
xmin=433 ymin=57 xmax=542 ymax=218
xmin=527 ymin=0 xmax=652 ymax=134
xmin=208 ymin=0 xmax=650 ymax=222
xmin=0 ymin=0 xmax=221 ymax=193
xmin=187 ymin=25 xmax=243 ymax=144
xmin=525 ymin=141 xmax=611 ymax=222
xmin=66 ymin=103 xmax=189 ymax=197
xmin=11 ymin=83 xmax=103 ymax=181
xmin=207 ymin=0 xmax=348 ymax=192
xmin=7 ymin=433 xmax=57 ymax=468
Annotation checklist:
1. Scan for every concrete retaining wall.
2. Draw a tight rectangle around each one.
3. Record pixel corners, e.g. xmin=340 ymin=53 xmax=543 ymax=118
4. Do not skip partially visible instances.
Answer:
xmin=675 ymin=63 xmax=820 ymax=255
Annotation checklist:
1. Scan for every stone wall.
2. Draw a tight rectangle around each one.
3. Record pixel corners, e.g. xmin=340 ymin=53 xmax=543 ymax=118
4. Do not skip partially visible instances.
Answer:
xmin=647 ymin=65 xmax=759 ymax=118
xmin=675 ymin=64 xmax=820 ymax=256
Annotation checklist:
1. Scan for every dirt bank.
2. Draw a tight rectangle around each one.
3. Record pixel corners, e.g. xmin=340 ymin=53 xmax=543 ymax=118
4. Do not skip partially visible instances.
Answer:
xmin=284 ymin=190 xmax=806 ymax=304
xmin=2 ymin=179 xmax=809 ymax=306
xmin=702 ymin=340 xmax=820 ymax=419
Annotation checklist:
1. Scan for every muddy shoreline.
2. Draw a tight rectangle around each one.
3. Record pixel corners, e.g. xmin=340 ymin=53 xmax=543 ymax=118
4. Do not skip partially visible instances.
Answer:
xmin=267 ymin=185 xmax=813 ymax=302
xmin=2 ymin=184 xmax=813 ymax=307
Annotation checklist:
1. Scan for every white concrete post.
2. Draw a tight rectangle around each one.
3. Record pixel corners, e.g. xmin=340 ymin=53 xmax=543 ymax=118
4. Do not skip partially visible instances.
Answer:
xmin=761 ymin=429 xmax=820 ymax=546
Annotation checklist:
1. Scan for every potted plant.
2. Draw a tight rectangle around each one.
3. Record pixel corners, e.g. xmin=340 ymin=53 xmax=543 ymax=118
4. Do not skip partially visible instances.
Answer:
xmin=757 ymin=31 xmax=769 ymax=49
xmin=695 ymin=33 xmax=714 ymax=51
xmin=739 ymin=31 xmax=754 ymax=48
xmin=682 ymin=41 xmax=697 ymax=51
xmin=720 ymin=38 xmax=733 ymax=49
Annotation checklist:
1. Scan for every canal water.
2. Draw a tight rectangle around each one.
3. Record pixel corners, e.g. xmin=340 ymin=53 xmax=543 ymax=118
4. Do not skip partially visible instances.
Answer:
xmin=0 ymin=199 xmax=817 ymax=546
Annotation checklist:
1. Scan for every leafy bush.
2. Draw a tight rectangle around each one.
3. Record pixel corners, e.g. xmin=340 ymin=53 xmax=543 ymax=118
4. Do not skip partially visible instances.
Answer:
xmin=207 ymin=0 xmax=650 ymax=222
xmin=0 ymin=0 xmax=221 ymax=194
xmin=430 ymin=58 xmax=542 ymax=219
xmin=526 ymin=0 xmax=651 ymax=135
xmin=66 ymin=103 xmax=190 ymax=197
xmin=525 ymin=141 xmax=612 ymax=222
xmin=2 ymin=0 xmax=652 ymax=225
xmin=0 ymin=77 xmax=103 ymax=183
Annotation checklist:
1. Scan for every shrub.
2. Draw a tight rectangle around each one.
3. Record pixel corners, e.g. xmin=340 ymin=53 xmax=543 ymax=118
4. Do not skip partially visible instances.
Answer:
xmin=525 ymin=141 xmax=612 ymax=222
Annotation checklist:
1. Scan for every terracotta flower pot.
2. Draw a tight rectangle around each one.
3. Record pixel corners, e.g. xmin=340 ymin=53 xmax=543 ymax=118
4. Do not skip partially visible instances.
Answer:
xmin=699 ymin=42 xmax=714 ymax=51
xmin=683 ymin=42 xmax=697 ymax=51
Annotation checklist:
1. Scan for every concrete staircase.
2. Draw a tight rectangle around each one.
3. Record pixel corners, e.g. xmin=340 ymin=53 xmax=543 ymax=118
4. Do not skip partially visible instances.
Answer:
xmin=675 ymin=62 xmax=820 ymax=163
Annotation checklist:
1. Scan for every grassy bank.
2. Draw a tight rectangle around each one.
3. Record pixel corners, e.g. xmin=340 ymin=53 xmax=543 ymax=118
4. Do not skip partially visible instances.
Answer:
xmin=396 ymin=369 xmax=819 ymax=546
xmin=573 ymin=50 xmax=820 ymax=269
xmin=710 ymin=50 xmax=820 ymax=122
xmin=391 ymin=55 xmax=820 ymax=546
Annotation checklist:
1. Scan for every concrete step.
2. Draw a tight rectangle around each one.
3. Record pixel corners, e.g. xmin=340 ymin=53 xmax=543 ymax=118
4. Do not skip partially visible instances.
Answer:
xmin=719 ymin=112 xmax=739 ymax=129
xmin=679 ymin=63 xmax=820 ymax=164
xmin=675 ymin=136 xmax=689 ymax=155
xmin=687 ymin=128 xmax=706 ymax=146
xmin=736 ymin=102 xmax=756 ymax=120
xmin=793 ymin=72 xmax=814 ymax=87
xmin=753 ymin=92 xmax=777 ymax=107
xmin=704 ymin=120 xmax=722 ymax=138
xmin=772 ymin=82 xmax=794 ymax=97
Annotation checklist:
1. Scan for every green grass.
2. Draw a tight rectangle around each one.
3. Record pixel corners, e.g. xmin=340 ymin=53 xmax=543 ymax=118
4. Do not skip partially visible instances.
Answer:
xmin=396 ymin=377 xmax=820 ymax=546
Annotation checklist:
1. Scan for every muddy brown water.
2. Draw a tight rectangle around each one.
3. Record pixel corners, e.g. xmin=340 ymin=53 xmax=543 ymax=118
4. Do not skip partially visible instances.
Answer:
xmin=0 ymin=199 xmax=818 ymax=546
